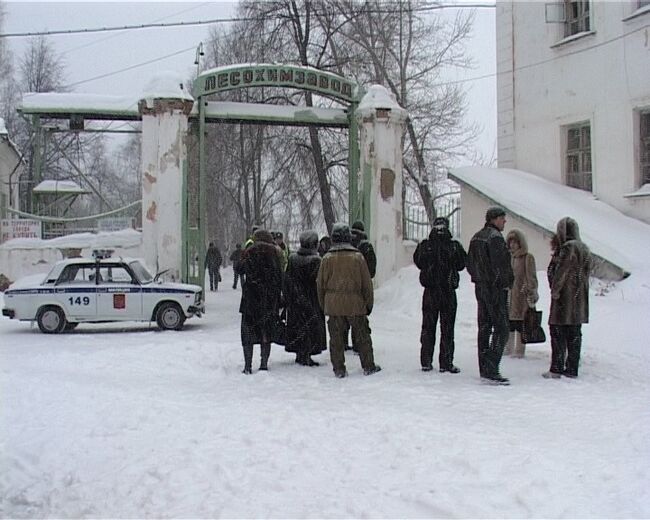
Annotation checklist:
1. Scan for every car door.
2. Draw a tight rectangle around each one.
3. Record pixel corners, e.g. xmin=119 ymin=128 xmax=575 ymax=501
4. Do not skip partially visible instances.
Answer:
xmin=56 ymin=264 xmax=98 ymax=320
xmin=95 ymin=263 xmax=143 ymax=320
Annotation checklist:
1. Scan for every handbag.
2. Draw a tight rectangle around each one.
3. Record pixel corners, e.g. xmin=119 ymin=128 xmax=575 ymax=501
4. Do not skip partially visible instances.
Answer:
xmin=522 ymin=307 xmax=546 ymax=344
xmin=520 ymin=255 xmax=546 ymax=344
xmin=271 ymin=309 xmax=287 ymax=346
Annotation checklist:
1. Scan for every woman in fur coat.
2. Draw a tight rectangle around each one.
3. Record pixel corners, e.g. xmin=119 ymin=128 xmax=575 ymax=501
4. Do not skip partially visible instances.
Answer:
xmin=544 ymin=217 xmax=591 ymax=378
xmin=239 ymin=229 xmax=283 ymax=374
xmin=284 ymin=230 xmax=327 ymax=366
xmin=505 ymin=229 xmax=539 ymax=358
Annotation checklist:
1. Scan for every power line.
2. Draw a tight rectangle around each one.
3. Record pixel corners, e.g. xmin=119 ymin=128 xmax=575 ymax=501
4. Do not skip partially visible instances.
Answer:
xmin=60 ymin=2 xmax=213 ymax=56
xmin=63 ymin=45 xmax=197 ymax=89
xmin=431 ymin=23 xmax=649 ymax=89
xmin=0 ymin=16 xmax=261 ymax=39
xmin=0 ymin=4 xmax=495 ymax=39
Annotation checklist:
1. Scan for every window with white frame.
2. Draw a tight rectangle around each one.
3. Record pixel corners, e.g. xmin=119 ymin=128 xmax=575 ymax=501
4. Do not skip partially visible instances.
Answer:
xmin=564 ymin=0 xmax=590 ymax=37
xmin=641 ymin=111 xmax=650 ymax=186
xmin=565 ymin=122 xmax=592 ymax=192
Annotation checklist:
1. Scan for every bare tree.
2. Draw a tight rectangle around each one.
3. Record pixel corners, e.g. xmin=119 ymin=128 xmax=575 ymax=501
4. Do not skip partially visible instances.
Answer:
xmin=235 ymin=0 xmax=353 ymax=233
xmin=199 ymin=0 xmax=477 ymax=245
xmin=336 ymin=0 xmax=477 ymax=223
xmin=18 ymin=35 xmax=67 ymax=94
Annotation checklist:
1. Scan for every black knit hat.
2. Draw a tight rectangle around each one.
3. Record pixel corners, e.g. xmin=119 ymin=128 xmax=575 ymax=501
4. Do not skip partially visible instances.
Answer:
xmin=351 ymin=220 xmax=365 ymax=232
xmin=485 ymin=206 xmax=506 ymax=222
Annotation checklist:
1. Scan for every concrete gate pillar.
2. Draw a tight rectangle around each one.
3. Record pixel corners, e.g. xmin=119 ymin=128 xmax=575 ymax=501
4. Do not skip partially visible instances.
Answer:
xmin=356 ymin=85 xmax=408 ymax=286
xmin=138 ymin=74 xmax=194 ymax=280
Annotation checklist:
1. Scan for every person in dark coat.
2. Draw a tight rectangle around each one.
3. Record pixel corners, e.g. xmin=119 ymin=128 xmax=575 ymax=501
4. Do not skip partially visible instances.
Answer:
xmin=318 ymin=235 xmax=331 ymax=257
xmin=351 ymin=220 xmax=377 ymax=278
xmin=284 ymin=230 xmax=327 ymax=366
xmin=205 ymin=242 xmax=223 ymax=292
xmin=543 ymin=217 xmax=591 ymax=379
xmin=346 ymin=220 xmax=377 ymax=353
xmin=317 ymin=223 xmax=381 ymax=378
xmin=414 ymin=216 xmax=467 ymax=373
xmin=238 ymin=229 xmax=283 ymax=374
xmin=466 ymin=206 xmax=514 ymax=385
xmin=229 ymin=243 xmax=242 ymax=289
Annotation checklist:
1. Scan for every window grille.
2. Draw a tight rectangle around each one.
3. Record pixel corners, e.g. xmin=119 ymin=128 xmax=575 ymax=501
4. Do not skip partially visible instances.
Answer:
xmin=564 ymin=0 xmax=590 ymax=37
xmin=565 ymin=123 xmax=592 ymax=192
xmin=641 ymin=111 xmax=650 ymax=186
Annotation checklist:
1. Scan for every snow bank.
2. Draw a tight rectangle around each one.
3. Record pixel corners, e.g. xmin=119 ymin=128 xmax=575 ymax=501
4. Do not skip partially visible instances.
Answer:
xmin=0 ymin=229 xmax=142 ymax=281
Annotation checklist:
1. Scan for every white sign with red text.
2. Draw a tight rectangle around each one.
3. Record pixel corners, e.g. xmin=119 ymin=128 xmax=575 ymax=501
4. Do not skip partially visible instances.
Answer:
xmin=0 ymin=219 xmax=42 ymax=243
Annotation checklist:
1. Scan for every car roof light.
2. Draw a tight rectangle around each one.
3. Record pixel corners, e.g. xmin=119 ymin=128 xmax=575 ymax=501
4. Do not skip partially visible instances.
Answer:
xmin=92 ymin=249 xmax=114 ymax=260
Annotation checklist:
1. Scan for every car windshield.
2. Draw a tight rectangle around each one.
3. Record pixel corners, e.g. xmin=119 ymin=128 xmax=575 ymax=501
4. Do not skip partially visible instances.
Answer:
xmin=129 ymin=260 xmax=153 ymax=283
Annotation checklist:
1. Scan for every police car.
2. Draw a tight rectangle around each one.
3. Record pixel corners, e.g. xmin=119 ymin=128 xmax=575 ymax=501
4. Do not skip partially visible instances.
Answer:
xmin=2 ymin=250 xmax=204 ymax=333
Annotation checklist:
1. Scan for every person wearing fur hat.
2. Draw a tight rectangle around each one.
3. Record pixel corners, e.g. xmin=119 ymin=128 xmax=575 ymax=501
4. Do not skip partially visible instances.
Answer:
xmin=284 ymin=230 xmax=327 ymax=367
xmin=413 ymin=216 xmax=467 ymax=373
xmin=350 ymin=220 xmax=377 ymax=278
xmin=466 ymin=206 xmax=514 ymax=385
xmin=238 ymin=228 xmax=283 ymax=374
xmin=543 ymin=217 xmax=591 ymax=379
xmin=317 ymin=222 xmax=381 ymax=378
xmin=505 ymin=229 xmax=539 ymax=358
xmin=272 ymin=230 xmax=290 ymax=272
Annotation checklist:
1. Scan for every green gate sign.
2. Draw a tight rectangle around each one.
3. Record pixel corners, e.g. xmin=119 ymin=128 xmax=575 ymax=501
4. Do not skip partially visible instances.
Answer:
xmin=195 ymin=64 xmax=360 ymax=103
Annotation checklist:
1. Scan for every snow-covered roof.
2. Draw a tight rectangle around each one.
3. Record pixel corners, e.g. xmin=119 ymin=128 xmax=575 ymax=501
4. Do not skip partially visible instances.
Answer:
xmin=357 ymin=85 xmax=407 ymax=119
xmin=141 ymin=70 xmax=193 ymax=102
xmin=18 ymin=93 xmax=347 ymax=126
xmin=20 ymin=92 xmax=142 ymax=118
xmin=33 ymin=180 xmax=89 ymax=194
xmin=449 ymin=166 xmax=650 ymax=274
xmin=204 ymin=101 xmax=348 ymax=126
xmin=0 ymin=229 xmax=142 ymax=250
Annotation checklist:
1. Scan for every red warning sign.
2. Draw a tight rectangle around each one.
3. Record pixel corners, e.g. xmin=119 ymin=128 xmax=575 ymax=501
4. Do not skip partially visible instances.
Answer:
xmin=113 ymin=294 xmax=126 ymax=309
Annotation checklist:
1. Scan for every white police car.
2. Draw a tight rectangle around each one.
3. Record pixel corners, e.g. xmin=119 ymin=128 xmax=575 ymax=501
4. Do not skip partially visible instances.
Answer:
xmin=2 ymin=250 xmax=204 ymax=333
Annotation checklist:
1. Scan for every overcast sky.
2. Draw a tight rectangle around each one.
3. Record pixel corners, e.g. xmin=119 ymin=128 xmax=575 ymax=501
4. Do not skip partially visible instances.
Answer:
xmin=2 ymin=1 xmax=496 ymax=162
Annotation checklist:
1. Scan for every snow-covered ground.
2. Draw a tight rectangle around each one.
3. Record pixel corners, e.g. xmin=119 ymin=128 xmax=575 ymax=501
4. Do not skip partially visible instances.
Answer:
xmin=1 ymin=265 xmax=649 ymax=518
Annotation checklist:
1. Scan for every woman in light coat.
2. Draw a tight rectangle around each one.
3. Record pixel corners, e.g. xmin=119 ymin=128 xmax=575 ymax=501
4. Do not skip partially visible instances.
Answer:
xmin=505 ymin=229 xmax=539 ymax=358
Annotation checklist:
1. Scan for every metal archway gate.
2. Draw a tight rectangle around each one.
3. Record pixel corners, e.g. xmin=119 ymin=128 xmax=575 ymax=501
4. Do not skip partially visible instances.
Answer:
xmin=183 ymin=64 xmax=365 ymax=286
xmin=16 ymin=69 xmax=408 ymax=288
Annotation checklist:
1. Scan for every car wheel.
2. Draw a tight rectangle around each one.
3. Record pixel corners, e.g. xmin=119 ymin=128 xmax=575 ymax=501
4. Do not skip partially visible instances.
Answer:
xmin=156 ymin=302 xmax=185 ymax=331
xmin=64 ymin=322 xmax=79 ymax=331
xmin=37 ymin=306 xmax=67 ymax=334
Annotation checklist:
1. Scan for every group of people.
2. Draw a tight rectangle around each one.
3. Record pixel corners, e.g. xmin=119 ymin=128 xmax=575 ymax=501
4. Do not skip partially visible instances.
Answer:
xmin=414 ymin=206 xmax=590 ymax=385
xmin=213 ymin=206 xmax=591 ymax=383
xmin=235 ymin=220 xmax=380 ymax=377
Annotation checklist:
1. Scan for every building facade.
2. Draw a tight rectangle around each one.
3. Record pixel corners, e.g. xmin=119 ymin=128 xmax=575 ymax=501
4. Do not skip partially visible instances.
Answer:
xmin=0 ymin=118 xmax=24 ymax=219
xmin=496 ymin=0 xmax=650 ymax=223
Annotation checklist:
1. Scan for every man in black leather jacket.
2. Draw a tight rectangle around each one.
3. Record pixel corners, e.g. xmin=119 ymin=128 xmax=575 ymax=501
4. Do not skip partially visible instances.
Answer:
xmin=466 ymin=207 xmax=514 ymax=385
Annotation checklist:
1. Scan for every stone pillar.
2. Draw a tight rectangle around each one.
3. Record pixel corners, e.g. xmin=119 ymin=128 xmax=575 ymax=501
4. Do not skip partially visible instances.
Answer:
xmin=356 ymin=85 xmax=408 ymax=286
xmin=138 ymin=74 xmax=194 ymax=280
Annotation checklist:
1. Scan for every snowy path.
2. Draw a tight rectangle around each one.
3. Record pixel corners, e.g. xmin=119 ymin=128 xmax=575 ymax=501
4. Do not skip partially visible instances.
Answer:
xmin=1 ymin=266 xmax=649 ymax=518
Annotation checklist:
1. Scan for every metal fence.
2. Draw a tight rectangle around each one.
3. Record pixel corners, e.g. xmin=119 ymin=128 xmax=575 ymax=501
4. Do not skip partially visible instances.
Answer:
xmin=403 ymin=195 xmax=460 ymax=242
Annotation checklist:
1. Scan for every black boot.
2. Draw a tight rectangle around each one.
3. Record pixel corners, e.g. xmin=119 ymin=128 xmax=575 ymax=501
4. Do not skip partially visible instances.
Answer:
xmin=242 ymin=344 xmax=253 ymax=374
xmin=305 ymin=356 xmax=320 ymax=367
xmin=259 ymin=343 xmax=271 ymax=371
